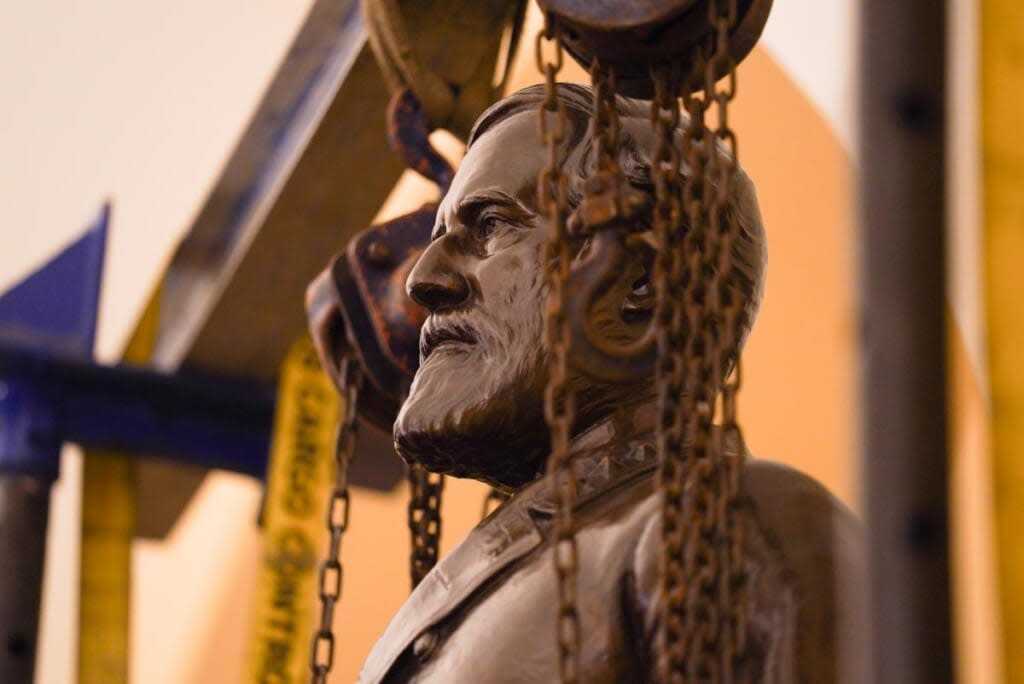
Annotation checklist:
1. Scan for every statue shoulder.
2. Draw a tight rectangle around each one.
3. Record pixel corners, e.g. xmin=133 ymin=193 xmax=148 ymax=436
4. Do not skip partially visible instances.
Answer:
xmin=742 ymin=459 xmax=860 ymax=536
xmin=629 ymin=458 xmax=863 ymax=574
xmin=628 ymin=458 xmax=862 ymax=555
xmin=627 ymin=458 xmax=867 ymax=683
xmin=739 ymin=459 xmax=864 ymax=580
xmin=741 ymin=459 xmax=868 ymax=683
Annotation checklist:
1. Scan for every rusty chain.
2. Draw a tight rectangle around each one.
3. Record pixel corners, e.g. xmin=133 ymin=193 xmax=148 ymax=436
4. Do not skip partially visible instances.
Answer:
xmin=590 ymin=59 xmax=622 ymax=178
xmin=536 ymin=15 xmax=580 ymax=684
xmin=705 ymin=1 xmax=749 ymax=678
xmin=657 ymin=0 xmax=749 ymax=681
xmin=534 ymin=4 xmax=748 ymax=680
xmin=650 ymin=61 xmax=692 ymax=684
xmin=672 ymin=36 xmax=721 ymax=682
xmin=408 ymin=463 xmax=445 ymax=588
xmin=309 ymin=356 xmax=362 ymax=684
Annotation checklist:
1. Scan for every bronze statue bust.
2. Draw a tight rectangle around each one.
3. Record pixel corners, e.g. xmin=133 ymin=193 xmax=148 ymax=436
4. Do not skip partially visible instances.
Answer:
xmin=315 ymin=84 xmax=865 ymax=683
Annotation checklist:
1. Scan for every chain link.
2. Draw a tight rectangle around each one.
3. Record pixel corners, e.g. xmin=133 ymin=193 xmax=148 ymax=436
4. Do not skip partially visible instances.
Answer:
xmin=310 ymin=356 xmax=362 ymax=684
xmin=705 ymin=1 xmax=749 ymax=678
xmin=408 ymin=463 xmax=445 ymax=588
xmin=650 ymin=62 xmax=690 ymax=684
xmin=675 ymin=39 xmax=722 ymax=680
xmin=591 ymin=60 xmax=622 ymax=177
xmin=536 ymin=14 xmax=580 ymax=684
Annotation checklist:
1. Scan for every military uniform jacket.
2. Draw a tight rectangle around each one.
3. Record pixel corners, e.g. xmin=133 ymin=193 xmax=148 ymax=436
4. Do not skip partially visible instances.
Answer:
xmin=359 ymin=434 xmax=865 ymax=683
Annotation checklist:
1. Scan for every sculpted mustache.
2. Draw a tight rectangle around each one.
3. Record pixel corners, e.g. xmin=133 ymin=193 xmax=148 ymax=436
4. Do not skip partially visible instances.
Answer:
xmin=420 ymin=319 xmax=481 ymax=358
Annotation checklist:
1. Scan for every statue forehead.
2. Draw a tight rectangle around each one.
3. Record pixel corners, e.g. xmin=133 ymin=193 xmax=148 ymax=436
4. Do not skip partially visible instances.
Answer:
xmin=441 ymin=111 xmax=548 ymax=216
xmin=438 ymin=104 xmax=660 ymax=222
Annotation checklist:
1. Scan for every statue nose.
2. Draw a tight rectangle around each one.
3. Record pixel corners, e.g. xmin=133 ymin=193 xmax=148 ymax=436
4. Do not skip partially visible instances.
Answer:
xmin=408 ymin=273 xmax=471 ymax=312
xmin=406 ymin=240 xmax=472 ymax=312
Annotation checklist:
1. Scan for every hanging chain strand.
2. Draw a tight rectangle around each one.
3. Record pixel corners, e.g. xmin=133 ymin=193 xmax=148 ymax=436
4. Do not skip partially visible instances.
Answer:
xmin=536 ymin=16 xmax=579 ymax=684
xmin=654 ymin=0 xmax=749 ymax=681
xmin=651 ymin=63 xmax=689 ymax=684
xmin=590 ymin=59 xmax=622 ymax=177
xmin=705 ymin=1 xmax=749 ymax=679
xmin=310 ymin=356 xmax=362 ymax=684
xmin=537 ymin=7 xmax=747 ymax=681
xmin=408 ymin=463 xmax=444 ymax=588
xmin=663 ymin=39 xmax=717 ymax=682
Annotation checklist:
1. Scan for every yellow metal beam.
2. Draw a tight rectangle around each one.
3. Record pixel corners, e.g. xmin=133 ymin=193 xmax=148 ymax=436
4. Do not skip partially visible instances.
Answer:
xmin=78 ymin=453 xmax=135 ymax=683
xmin=982 ymin=0 xmax=1024 ymax=679
xmin=77 ymin=288 xmax=160 ymax=684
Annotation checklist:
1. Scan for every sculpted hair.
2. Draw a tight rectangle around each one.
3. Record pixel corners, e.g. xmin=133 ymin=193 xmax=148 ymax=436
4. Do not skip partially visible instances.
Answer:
xmin=468 ymin=83 xmax=767 ymax=351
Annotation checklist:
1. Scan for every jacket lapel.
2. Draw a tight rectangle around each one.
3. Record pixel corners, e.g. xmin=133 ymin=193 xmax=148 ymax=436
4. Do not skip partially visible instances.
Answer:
xmin=359 ymin=499 xmax=543 ymax=683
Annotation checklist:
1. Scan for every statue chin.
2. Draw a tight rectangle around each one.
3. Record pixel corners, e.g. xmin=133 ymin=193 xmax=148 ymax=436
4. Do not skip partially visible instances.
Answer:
xmin=394 ymin=348 xmax=550 ymax=491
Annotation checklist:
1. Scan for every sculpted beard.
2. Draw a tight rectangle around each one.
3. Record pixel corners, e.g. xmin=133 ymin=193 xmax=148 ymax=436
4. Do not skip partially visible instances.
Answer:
xmin=394 ymin=267 xmax=551 ymax=490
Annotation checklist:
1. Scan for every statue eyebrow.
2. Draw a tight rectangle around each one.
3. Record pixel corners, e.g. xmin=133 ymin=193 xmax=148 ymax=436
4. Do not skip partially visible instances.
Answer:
xmin=455 ymin=192 xmax=531 ymax=229
xmin=431 ymin=192 xmax=532 ymax=241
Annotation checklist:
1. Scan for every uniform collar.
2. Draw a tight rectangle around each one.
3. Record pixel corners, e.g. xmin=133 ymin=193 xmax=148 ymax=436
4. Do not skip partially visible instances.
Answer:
xmin=517 ymin=436 xmax=658 ymax=518
xmin=515 ymin=401 xmax=660 ymax=518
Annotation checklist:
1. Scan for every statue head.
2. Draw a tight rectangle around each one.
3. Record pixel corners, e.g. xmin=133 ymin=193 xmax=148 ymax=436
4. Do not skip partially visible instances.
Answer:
xmin=394 ymin=83 xmax=766 ymax=491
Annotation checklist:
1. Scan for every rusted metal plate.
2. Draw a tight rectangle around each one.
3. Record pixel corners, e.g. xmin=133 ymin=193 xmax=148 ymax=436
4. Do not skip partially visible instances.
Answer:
xmin=335 ymin=208 xmax=433 ymax=405
xmin=540 ymin=0 xmax=704 ymax=29
xmin=539 ymin=0 xmax=773 ymax=97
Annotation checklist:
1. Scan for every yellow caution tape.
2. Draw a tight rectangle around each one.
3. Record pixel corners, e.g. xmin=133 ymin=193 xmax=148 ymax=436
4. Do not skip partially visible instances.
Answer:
xmin=245 ymin=336 xmax=342 ymax=684
xmin=78 ymin=286 xmax=161 ymax=684
xmin=78 ymin=452 xmax=136 ymax=684
xmin=983 ymin=1 xmax=1024 ymax=679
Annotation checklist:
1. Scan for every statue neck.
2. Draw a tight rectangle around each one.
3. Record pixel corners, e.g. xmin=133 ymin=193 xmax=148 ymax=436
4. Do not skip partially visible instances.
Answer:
xmin=568 ymin=398 xmax=658 ymax=458
xmin=502 ymin=399 xmax=660 ymax=511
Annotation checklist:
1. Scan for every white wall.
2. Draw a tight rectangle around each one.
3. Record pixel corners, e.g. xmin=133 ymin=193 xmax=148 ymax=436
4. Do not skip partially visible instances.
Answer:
xmin=762 ymin=0 xmax=857 ymax=152
xmin=0 ymin=3 xmax=314 ymax=683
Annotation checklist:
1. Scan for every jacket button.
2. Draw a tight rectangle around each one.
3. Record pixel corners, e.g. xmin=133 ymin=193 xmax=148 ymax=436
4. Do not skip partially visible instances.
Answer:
xmin=412 ymin=629 xmax=439 ymax=662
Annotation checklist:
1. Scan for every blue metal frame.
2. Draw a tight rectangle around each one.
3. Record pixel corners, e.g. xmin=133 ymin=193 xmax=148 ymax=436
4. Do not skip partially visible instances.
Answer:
xmin=0 ymin=205 xmax=276 ymax=681
xmin=0 ymin=204 xmax=108 ymax=481
xmin=0 ymin=204 xmax=105 ymax=682
xmin=0 ymin=344 xmax=273 ymax=479
xmin=0 ymin=205 xmax=272 ymax=480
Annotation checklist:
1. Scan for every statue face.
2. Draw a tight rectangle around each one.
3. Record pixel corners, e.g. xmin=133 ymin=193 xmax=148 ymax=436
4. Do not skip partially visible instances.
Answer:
xmin=393 ymin=95 xmax=764 ymax=490
xmin=394 ymin=111 xmax=554 ymax=489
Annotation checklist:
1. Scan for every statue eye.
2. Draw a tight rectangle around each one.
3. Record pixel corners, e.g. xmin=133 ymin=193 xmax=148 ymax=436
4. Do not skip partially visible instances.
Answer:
xmin=478 ymin=214 xmax=502 ymax=239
